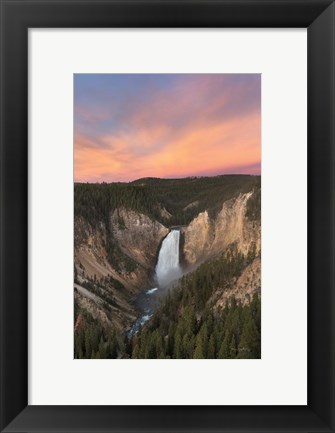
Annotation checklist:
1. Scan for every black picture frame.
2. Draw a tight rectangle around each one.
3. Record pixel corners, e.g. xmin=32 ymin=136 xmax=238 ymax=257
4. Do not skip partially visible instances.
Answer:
xmin=1 ymin=1 xmax=334 ymax=432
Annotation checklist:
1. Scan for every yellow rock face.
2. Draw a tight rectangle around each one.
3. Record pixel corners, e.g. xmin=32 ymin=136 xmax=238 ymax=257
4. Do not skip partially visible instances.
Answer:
xmin=182 ymin=192 xmax=261 ymax=266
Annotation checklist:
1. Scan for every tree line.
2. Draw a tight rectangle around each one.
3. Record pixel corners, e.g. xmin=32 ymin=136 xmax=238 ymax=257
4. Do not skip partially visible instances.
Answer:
xmin=74 ymin=175 xmax=261 ymax=228
xmin=129 ymin=296 xmax=260 ymax=359
xmin=74 ymin=295 xmax=261 ymax=359
xmin=74 ymin=298 xmax=121 ymax=359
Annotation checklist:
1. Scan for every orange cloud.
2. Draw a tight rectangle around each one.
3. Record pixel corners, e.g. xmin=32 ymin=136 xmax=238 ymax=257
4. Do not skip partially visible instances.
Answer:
xmin=74 ymin=74 xmax=261 ymax=182
xmin=75 ymin=111 xmax=260 ymax=182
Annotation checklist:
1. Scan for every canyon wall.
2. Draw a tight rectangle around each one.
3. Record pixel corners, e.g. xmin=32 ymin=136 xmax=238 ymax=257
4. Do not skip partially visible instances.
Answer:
xmin=74 ymin=190 xmax=261 ymax=333
xmin=110 ymin=208 xmax=169 ymax=269
xmin=182 ymin=192 xmax=260 ymax=266
xmin=74 ymin=209 xmax=169 ymax=331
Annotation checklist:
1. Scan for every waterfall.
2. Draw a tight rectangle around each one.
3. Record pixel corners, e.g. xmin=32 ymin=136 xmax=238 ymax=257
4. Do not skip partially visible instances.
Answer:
xmin=155 ymin=230 xmax=182 ymax=287
xmin=128 ymin=230 xmax=182 ymax=337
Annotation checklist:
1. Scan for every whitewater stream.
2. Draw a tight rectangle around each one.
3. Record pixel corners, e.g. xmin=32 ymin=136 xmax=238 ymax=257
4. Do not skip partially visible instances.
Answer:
xmin=128 ymin=229 xmax=182 ymax=337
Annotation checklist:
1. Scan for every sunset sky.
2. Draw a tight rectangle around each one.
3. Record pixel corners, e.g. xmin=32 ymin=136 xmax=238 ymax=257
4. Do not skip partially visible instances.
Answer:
xmin=74 ymin=74 xmax=261 ymax=183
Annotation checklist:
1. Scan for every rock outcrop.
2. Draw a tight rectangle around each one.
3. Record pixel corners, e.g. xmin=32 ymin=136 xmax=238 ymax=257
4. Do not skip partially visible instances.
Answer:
xmin=110 ymin=208 xmax=169 ymax=269
xmin=211 ymin=257 xmax=261 ymax=307
xmin=182 ymin=192 xmax=260 ymax=266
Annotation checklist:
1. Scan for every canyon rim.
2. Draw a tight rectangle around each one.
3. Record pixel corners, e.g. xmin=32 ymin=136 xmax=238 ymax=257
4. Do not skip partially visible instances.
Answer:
xmin=74 ymin=73 xmax=261 ymax=359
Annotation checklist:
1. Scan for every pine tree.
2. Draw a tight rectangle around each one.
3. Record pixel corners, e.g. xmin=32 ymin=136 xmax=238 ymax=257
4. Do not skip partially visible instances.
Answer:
xmin=158 ymin=350 xmax=165 ymax=359
xmin=207 ymin=334 xmax=215 ymax=359
xmin=108 ymin=332 xmax=118 ymax=358
xmin=173 ymin=331 xmax=183 ymax=359
xmin=218 ymin=333 xmax=231 ymax=358
xmin=238 ymin=317 xmax=260 ymax=358
xmin=198 ymin=322 xmax=208 ymax=356
xmin=184 ymin=307 xmax=196 ymax=335
xmin=229 ymin=335 xmax=237 ymax=359
xmin=98 ymin=337 xmax=107 ymax=359
xmin=74 ymin=329 xmax=85 ymax=359
xmin=155 ymin=334 xmax=164 ymax=358
xmin=85 ymin=330 xmax=92 ymax=358
xmin=145 ymin=334 xmax=157 ymax=359
xmin=194 ymin=333 xmax=204 ymax=359
xmin=167 ymin=323 xmax=176 ymax=356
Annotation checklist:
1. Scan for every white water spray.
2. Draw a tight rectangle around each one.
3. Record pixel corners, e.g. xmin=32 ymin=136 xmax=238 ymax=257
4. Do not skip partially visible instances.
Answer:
xmin=155 ymin=230 xmax=182 ymax=287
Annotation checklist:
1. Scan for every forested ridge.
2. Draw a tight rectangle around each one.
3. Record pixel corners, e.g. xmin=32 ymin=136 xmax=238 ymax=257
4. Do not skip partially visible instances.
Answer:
xmin=75 ymin=174 xmax=261 ymax=227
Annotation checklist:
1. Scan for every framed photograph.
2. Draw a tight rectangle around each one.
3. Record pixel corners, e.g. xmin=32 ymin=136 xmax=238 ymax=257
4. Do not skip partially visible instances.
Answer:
xmin=0 ymin=0 xmax=334 ymax=432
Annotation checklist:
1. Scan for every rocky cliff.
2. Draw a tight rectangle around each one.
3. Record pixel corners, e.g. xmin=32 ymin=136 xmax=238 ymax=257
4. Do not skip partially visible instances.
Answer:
xmin=210 ymin=257 xmax=261 ymax=307
xmin=110 ymin=208 xmax=168 ymax=269
xmin=182 ymin=192 xmax=260 ymax=266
